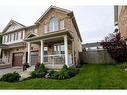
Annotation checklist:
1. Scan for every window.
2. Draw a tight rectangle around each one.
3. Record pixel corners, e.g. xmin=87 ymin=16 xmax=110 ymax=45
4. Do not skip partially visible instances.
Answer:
xmin=5 ymin=35 xmax=7 ymax=43
xmin=54 ymin=44 xmax=64 ymax=54
xmin=7 ymin=35 xmax=9 ymax=42
xmin=60 ymin=19 xmax=64 ymax=30
xmin=16 ymin=32 xmax=18 ymax=40
xmin=18 ymin=32 xmax=21 ymax=40
xmin=21 ymin=31 xmax=23 ymax=39
xmin=49 ymin=17 xmax=58 ymax=32
xmin=14 ymin=33 xmax=16 ymax=41
xmin=9 ymin=34 xmax=11 ymax=42
xmin=12 ymin=34 xmax=14 ymax=41
xmin=44 ymin=25 xmax=48 ymax=33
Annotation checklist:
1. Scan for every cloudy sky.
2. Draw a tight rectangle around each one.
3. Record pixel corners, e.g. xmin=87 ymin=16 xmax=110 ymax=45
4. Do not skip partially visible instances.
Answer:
xmin=0 ymin=5 xmax=114 ymax=44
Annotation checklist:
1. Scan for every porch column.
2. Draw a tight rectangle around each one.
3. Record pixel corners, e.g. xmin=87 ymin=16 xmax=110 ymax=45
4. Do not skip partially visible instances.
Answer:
xmin=27 ymin=42 xmax=31 ymax=66
xmin=64 ymin=35 xmax=69 ymax=67
xmin=40 ymin=40 xmax=44 ymax=64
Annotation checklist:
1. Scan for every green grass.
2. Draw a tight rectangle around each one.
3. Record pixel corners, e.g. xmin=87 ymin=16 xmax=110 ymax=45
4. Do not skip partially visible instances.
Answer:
xmin=1 ymin=64 xmax=127 ymax=89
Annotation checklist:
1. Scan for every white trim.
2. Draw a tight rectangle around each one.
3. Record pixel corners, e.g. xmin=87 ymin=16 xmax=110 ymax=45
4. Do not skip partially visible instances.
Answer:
xmin=40 ymin=40 xmax=44 ymax=64
xmin=24 ymin=32 xmax=39 ymax=39
xmin=27 ymin=42 xmax=31 ymax=66
xmin=64 ymin=35 xmax=69 ymax=67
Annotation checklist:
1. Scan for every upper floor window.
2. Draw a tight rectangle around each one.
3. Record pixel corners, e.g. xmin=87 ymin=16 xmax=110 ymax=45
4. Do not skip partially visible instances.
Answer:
xmin=49 ymin=17 xmax=58 ymax=32
xmin=44 ymin=25 xmax=48 ymax=33
xmin=60 ymin=19 xmax=64 ymax=30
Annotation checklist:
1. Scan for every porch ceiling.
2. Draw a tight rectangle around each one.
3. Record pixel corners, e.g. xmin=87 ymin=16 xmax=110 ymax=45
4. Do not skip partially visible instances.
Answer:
xmin=24 ymin=30 xmax=73 ymax=42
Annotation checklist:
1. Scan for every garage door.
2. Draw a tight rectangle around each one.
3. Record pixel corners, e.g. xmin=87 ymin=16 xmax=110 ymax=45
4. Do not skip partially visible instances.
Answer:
xmin=13 ymin=53 xmax=23 ymax=66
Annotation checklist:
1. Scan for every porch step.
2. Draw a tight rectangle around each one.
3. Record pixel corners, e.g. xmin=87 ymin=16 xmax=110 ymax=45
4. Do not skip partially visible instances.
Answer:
xmin=0 ymin=64 xmax=11 ymax=69
xmin=20 ymin=66 xmax=35 ymax=81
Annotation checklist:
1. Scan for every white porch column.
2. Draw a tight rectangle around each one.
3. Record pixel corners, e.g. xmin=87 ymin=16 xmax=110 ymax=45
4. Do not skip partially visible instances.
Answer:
xmin=64 ymin=35 xmax=69 ymax=67
xmin=40 ymin=40 xmax=44 ymax=64
xmin=27 ymin=42 xmax=31 ymax=66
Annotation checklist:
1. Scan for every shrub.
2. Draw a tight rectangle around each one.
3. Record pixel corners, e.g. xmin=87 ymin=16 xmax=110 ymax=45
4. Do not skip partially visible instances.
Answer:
xmin=31 ymin=71 xmax=36 ymax=78
xmin=31 ymin=64 xmax=47 ymax=78
xmin=48 ymin=70 xmax=59 ymax=79
xmin=58 ymin=65 xmax=70 ymax=79
xmin=101 ymin=32 xmax=127 ymax=63
xmin=68 ymin=67 xmax=79 ymax=77
xmin=0 ymin=72 xmax=21 ymax=82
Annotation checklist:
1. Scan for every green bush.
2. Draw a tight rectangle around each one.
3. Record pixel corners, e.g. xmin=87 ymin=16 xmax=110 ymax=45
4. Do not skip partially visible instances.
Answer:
xmin=37 ymin=64 xmax=46 ymax=73
xmin=48 ymin=70 xmax=59 ymax=79
xmin=0 ymin=72 xmax=21 ymax=82
xmin=68 ymin=67 xmax=79 ymax=77
xmin=58 ymin=65 xmax=70 ymax=79
xmin=31 ymin=64 xmax=47 ymax=78
xmin=31 ymin=71 xmax=36 ymax=78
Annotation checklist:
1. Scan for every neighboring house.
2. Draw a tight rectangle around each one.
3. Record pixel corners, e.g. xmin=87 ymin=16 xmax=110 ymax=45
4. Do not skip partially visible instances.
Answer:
xmin=0 ymin=6 xmax=82 ymax=69
xmin=114 ymin=6 xmax=127 ymax=42
xmin=82 ymin=42 xmax=103 ymax=51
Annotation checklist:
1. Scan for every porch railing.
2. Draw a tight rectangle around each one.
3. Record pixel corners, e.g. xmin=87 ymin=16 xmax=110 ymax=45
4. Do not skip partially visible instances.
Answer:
xmin=43 ymin=54 xmax=65 ymax=65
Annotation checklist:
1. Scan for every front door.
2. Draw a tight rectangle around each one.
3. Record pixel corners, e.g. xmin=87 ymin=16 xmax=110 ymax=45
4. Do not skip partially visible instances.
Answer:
xmin=31 ymin=51 xmax=39 ymax=65
xmin=13 ymin=53 xmax=23 ymax=66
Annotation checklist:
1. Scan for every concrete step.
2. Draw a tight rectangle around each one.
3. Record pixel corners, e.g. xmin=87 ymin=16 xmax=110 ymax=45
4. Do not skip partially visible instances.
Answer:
xmin=20 ymin=66 xmax=35 ymax=81
xmin=0 ymin=64 xmax=11 ymax=69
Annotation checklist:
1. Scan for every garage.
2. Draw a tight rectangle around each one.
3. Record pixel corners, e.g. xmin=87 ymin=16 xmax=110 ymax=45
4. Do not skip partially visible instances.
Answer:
xmin=12 ymin=52 xmax=23 ymax=66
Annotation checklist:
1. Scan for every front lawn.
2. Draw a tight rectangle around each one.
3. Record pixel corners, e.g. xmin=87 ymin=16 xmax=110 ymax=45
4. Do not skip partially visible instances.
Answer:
xmin=1 ymin=64 xmax=127 ymax=89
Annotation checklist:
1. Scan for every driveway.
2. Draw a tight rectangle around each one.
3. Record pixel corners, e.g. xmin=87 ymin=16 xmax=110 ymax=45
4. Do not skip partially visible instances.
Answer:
xmin=0 ymin=67 xmax=23 ymax=78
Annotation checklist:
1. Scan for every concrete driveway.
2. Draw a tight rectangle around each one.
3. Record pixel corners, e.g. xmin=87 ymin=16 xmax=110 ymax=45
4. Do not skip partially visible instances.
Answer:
xmin=0 ymin=67 xmax=23 ymax=78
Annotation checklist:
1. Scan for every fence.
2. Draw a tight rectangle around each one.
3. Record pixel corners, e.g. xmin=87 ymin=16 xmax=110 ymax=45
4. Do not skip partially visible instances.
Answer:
xmin=80 ymin=49 xmax=116 ymax=64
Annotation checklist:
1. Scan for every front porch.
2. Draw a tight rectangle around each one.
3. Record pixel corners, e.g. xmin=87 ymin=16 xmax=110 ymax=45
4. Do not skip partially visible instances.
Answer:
xmin=26 ymin=31 xmax=74 ymax=69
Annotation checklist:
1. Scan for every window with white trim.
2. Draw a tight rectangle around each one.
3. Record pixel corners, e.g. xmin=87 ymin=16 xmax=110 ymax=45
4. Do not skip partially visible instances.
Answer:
xmin=60 ymin=19 xmax=64 ymax=30
xmin=18 ymin=32 xmax=21 ymax=40
xmin=49 ymin=17 xmax=58 ymax=32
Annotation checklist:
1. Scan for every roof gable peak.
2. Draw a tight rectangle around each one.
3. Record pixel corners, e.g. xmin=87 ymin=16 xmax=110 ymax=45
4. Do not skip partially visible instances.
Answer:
xmin=35 ymin=5 xmax=72 ymax=24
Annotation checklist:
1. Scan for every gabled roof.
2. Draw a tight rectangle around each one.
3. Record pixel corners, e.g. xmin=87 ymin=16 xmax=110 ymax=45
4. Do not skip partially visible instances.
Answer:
xmin=24 ymin=32 xmax=39 ymax=39
xmin=35 ymin=5 xmax=72 ymax=24
xmin=2 ymin=20 xmax=26 ymax=33
xmin=35 ymin=5 xmax=82 ymax=42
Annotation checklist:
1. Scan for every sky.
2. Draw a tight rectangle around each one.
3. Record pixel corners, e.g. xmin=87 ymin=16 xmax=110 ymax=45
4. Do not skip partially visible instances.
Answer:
xmin=0 ymin=5 xmax=114 ymax=44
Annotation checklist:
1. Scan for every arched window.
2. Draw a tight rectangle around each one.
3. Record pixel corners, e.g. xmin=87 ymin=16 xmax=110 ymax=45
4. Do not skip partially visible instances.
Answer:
xmin=49 ymin=17 xmax=58 ymax=32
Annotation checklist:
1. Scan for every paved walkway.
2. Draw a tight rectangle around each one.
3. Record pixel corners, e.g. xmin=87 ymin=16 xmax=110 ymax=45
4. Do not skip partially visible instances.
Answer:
xmin=0 ymin=66 xmax=35 ymax=80
xmin=0 ymin=67 xmax=23 ymax=78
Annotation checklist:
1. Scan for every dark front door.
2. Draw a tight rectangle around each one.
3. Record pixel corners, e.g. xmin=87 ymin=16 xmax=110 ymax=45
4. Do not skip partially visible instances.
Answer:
xmin=13 ymin=53 xmax=23 ymax=66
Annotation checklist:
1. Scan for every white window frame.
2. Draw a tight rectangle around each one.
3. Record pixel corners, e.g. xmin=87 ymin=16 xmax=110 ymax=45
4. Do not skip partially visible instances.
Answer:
xmin=49 ymin=17 xmax=58 ymax=32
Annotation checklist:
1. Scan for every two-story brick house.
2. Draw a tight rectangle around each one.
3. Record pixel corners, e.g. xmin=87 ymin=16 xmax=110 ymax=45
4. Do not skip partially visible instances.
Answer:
xmin=0 ymin=6 xmax=82 ymax=69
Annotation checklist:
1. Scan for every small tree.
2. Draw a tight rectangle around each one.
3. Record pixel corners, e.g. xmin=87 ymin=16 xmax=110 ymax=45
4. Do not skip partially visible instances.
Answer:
xmin=101 ymin=32 xmax=127 ymax=63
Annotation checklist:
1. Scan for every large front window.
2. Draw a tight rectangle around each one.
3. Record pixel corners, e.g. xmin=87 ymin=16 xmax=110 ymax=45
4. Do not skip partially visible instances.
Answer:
xmin=49 ymin=17 xmax=58 ymax=32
